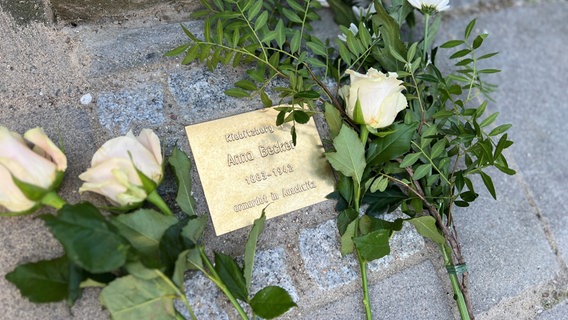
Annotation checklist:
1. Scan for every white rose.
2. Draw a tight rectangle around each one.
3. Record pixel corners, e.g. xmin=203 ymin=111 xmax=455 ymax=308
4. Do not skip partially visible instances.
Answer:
xmin=79 ymin=129 xmax=163 ymax=207
xmin=407 ymin=0 xmax=450 ymax=13
xmin=0 ymin=127 xmax=67 ymax=212
xmin=341 ymin=68 xmax=408 ymax=129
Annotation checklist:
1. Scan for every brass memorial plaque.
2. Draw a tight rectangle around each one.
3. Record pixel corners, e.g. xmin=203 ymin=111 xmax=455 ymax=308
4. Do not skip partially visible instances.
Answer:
xmin=185 ymin=108 xmax=335 ymax=235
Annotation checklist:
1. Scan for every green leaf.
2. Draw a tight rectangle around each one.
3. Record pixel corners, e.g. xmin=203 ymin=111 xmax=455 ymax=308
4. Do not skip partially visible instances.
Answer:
xmin=275 ymin=20 xmax=286 ymax=48
xmin=158 ymin=217 xmax=195 ymax=277
xmin=337 ymin=208 xmax=358 ymax=235
xmin=248 ymin=0 xmax=263 ymax=19
xmin=450 ymin=49 xmax=471 ymax=59
xmin=294 ymin=90 xmax=320 ymax=99
xmin=430 ymin=139 xmax=446 ymax=159
xmin=181 ymin=215 xmax=207 ymax=244
xmin=325 ymin=126 xmax=366 ymax=184
xmin=371 ymin=3 xmax=407 ymax=70
xmin=489 ymin=124 xmax=512 ymax=136
xmin=255 ymin=11 xmax=269 ymax=31
xmin=173 ymin=250 xmax=190 ymax=288
xmin=165 ymin=43 xmax=190 ymax=57
xmin=306 ymin=41 xmax=327 ymax=56
xmin=282 ymin=7 xmax=302 ymax=23
xmin=100 ymin=275 xmax=178 ymax=320
xmin=234 ymin=80 xmax=257 ymax=91
xmin=366 ymin=123 xmax=417 ymax=167
xmin=324 ymin=103 xmax=342 ymax=138
xmin=464 ymin=19 xmax=476 ymax=39
xmin=480 ymin=171 xmax=497 ymax=199
xmin=41 ymin=203 xmax=129 ymax=273
xmin=340 ymin=219 xmax=357 ymax=255
xmin=400 ymin=152 xmax=422 ymax=168
xmin=5 ymin=256 xmax=81 ymax=304
xmin=260 ymin=90 xmax=273 ymax=107
xmin=353 ymin=229 xmax=391 ymax=262
xmin=440 ymin=40 xmax=464 ymax=48
xmin=363 ymin=188 xmax=406 ymax=217
xmin=293 ymin=110 xmax=310 ymax=124
xmin=225 ymin=88 xmax=251 ymax=98
xmin=473 ymin=33 xmax=487 ymax=49
xmin=478 ymin=68 xmax=501 ymax=74
xmin=358 ymin=215 xmax=403 ymax=235
xmin=214 ymin=253 xmax=248 ymax=302
xmin=413 ymin=163 xmax=432 ymax=181
xmin=480 ymin=112 xmax=499 ymax=128
xmin=244 ymin=211 xmax=266 ymax=291
xmin=408 ymin=216 xmax=445 ymax=245
xmin=111 ymin=209 xmax=177 ymax=268
xmin=290 ymin=30 xmax=301 ymax=54
xmin=478 ymin=52 xmax=499 ymax=60
xmin=168 ymin=148 xmax=197 ymax=216
xmin=250 ymin=286 xmax=297 ymax=319
xmin=370 ymin=176 xmax=389 ymax=193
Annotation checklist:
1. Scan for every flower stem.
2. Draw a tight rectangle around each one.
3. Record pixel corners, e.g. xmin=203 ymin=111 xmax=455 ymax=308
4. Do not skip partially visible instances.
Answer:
xmin=441 ymin=244 xmax=470 ymax=320
xmin=356 ymin=244 xmax=373 ymax=320
xmin=41 ymin=191 xmax=66 ymax=209
xmin=147 ymin=190 xmax=173 ymax=216
xmin=422 ymin=13 xmax=430 ymax=64
xmin=200 ymin=248 xmax=250 ymax=320
xmin=355 ymin=124 xmax=372 ymax=320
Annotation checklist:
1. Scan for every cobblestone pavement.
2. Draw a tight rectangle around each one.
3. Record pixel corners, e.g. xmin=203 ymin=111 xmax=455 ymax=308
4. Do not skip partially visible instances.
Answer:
xmin=1 ymin=0 xmax=567 ymax=319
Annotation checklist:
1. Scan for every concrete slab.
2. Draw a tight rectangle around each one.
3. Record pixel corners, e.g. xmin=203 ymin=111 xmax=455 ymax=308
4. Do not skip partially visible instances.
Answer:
xmin=455 ymin=172 xmax=559 ymax=314
xmin=300 ymin=261 xmax=454 ymax=319
xmin=437 ymin=1 xmax=567 ymax=314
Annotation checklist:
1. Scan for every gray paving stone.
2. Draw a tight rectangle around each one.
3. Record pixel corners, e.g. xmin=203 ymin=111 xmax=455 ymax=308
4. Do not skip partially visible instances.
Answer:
xmin=368 ymin=213 xmax=425 ymax=273
xmin=251 ymin=247 xmax=299 ymax=302
xmin=299 ymin=213 xmax=426 ymax=290
xmin=454 ymin=170 xmax=559 ymax=314
xmin=168 ymin=67 xmax=258 ymax=124
xmin=437 ymin=2 xmax=566 ymax=314
xmin=299 ymin=219 xmax=359 ymax=290
xmin=96 ymin=83 xmax=165 ymax=135
xmin=178 ymin=272 xmax=229 ymax=320
xmin=300 ymin=261 xmax=454 ymax=319
xmin=75 ymin=22 xmax=200 ymax=77
xmin=475 ymin=1 xmax=568 ymax=264
xmin=537 ymin=299 xmax=568 ymax=320
xmin=370 ymin=261 xmax=454 ymax=320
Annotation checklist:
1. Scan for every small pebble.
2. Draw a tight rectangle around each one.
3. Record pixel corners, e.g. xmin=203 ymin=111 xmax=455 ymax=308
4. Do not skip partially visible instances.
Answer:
xmin=80 ymin=93 xmax=93 ymax=105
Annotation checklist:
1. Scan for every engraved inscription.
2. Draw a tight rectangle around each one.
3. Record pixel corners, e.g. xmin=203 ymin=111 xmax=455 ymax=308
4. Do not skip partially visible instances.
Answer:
xmin=233 ymin=194 xmax=269 ymax=212
xmin=244 ymin=164 xmax=294 ymax=184
xmin=227 ymin=151 xmax=255 ymax=167
xmin=282 ymin=180 xmax=316 ymax=197
xmin=259 ymin=140 xmax=295 ymax=158
xmin=185 ymin=108 xmax=335 ymax=235
xmin=225 ymin=125 xmax=274 ymax=142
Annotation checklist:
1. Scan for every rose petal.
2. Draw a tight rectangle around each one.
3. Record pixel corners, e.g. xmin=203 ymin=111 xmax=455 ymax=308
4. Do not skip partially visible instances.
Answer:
xmin=0 ymin=127 xmax=56 ymax=188
xmin=0 ymin=164 xmax=36 ymax=212
xmin=24 ymin=127 xmax=67 ymax=171
xmin=135 ymin=129 xmax=163 ymax=167
xmin=90 ymin=134 xmax=162 ymax=183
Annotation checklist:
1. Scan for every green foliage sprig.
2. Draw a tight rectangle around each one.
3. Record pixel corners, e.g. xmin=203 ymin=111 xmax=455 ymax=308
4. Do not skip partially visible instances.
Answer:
xmin=169 ymin=0 xmax=515 ymax=319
